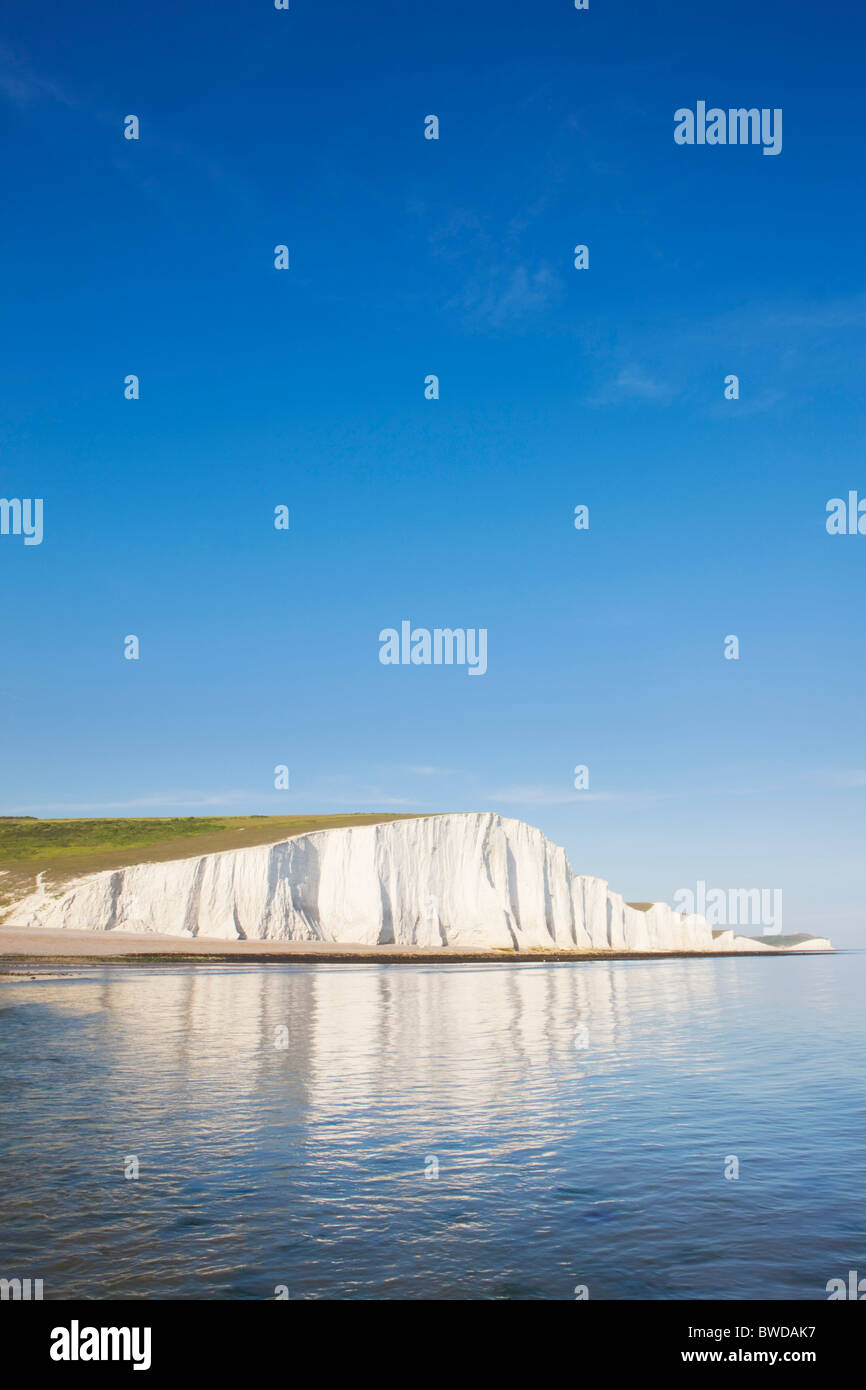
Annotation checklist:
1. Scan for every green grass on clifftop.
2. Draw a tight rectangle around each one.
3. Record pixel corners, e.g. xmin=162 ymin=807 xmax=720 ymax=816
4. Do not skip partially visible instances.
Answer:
xmin=0 ymin=813 xmax=429 ymax=908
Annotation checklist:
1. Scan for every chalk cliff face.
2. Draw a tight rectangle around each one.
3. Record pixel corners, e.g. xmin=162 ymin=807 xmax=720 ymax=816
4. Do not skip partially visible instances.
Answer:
xmin=1 ymin=813 xmax=829 ymax=952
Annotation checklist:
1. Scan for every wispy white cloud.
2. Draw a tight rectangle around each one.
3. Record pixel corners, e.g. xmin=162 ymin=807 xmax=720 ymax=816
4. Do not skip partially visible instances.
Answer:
xmin=486 ymin=784 xmax=643 ymax=806
xmin=588 ymin=364 xmax=675 ymax=406
xmin=403 ymin=765 xmax=461 ymax=777
xmin=0 ymin=42 xmax=76 ymax=110
xmin=24 ymin=791 xmax=256 ymax=813
xmin=761 ymin=294 xmax=866 ymax=332
xmin=314 ymin=794 xmax=425 ymax=808
xmin=414 ymin=171 xmax=565 ymax=333
xmin=450 ymin=261 xmax=562 ymax=331
xmin=576 ymin=287 xmax=866 ymax=412
xmin=820 ymin=770 xmax=866 ymax=789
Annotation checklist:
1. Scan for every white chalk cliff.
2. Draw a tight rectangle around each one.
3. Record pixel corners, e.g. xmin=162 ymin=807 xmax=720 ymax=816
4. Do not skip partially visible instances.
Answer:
xmin=3 ymin=813 xmax=831 ymax=952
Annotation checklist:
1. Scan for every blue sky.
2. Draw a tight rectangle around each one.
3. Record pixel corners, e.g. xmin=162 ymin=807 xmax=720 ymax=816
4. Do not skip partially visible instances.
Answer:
xmin=1 ymin=1 xmax=864 ymax=941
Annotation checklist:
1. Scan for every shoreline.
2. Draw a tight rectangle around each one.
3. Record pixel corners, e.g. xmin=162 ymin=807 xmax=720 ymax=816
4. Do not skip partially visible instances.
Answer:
xmin=0 ymin=926 xmax=836 ymax=967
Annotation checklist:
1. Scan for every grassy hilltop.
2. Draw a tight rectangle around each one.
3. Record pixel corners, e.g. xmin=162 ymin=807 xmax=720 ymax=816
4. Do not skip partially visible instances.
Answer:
xmin=0 ymin=813 xmax=426 ymax=908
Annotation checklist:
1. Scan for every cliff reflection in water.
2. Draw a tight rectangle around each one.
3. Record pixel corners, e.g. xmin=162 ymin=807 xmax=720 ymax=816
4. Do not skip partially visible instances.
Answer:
xmin=0 ymin=955 xmax=860 ymax=1300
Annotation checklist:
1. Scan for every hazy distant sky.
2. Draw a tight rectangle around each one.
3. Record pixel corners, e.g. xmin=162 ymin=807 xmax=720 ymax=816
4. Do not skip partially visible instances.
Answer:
xmin=1 ymin=1 xmax=864 ymax=941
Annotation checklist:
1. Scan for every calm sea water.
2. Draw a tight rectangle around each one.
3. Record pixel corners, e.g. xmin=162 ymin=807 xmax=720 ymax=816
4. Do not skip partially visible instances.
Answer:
xmin=1 ymin=953 xmax=863 ymax=1301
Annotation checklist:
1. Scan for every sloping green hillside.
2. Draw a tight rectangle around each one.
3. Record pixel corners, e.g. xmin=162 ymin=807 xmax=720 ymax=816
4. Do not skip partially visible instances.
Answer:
xmin=0 ymin=813 xmax=428 ymax=907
